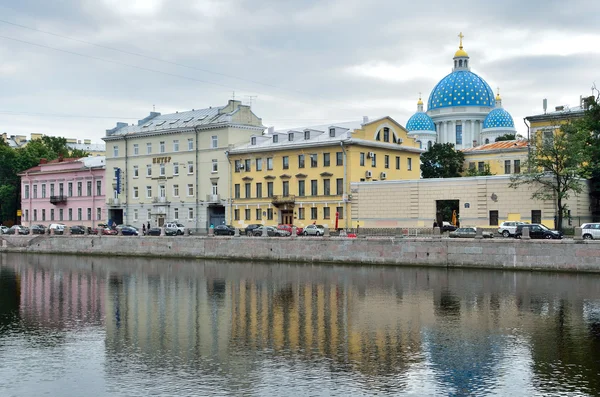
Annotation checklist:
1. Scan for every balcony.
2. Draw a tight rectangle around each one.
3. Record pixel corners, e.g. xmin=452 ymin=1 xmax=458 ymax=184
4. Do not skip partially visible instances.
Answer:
xmin=50 ymin=195 xmax=67 ymax=205
xmin=152 ymin=196 xmax=168 ymax=204
xmin=206 ymin=194 xmax=220 ymax=203
xmin=272 ymin=195 xmax=295 ymax=205
xmin=108 ymin=198 xmax=120 ymax=206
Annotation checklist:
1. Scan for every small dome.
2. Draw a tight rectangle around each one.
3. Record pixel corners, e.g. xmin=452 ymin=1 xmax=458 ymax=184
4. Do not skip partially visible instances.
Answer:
xmin=454 ymin=48 xmax=469 ymax=58
xmin=428 ymin=70 xmax=495 ymax=110
xmin=483 ymin=108 xmax=515 ymax=129
xmin=407 ymin=112 xmax=436 ymax=132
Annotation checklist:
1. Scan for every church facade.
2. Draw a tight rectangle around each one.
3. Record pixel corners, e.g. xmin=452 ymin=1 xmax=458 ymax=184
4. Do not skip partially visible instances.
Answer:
xmin=406 ymin=34 xmax=517 ymax=149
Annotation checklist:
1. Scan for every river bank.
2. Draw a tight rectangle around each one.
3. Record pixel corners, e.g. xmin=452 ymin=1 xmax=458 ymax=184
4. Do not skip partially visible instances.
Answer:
xmin=2 ymin=234 xmax=600 ymax=273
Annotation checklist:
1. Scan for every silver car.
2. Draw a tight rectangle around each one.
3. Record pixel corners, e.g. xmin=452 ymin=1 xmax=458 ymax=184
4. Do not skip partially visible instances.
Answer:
xmin=497 ymin=221 xmax=528 ymax=237
xmin=582 ymin=223 xmax=600 ymax=240
xmin=303 ymin=224 xmax=325 ymax=236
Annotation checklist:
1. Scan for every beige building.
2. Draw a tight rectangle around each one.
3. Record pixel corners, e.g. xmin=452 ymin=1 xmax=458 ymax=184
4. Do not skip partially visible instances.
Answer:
xmin=102 ymin=100 xmax=264 ymax=229
xmin=351 ymin=175 xmax=592 ymax=228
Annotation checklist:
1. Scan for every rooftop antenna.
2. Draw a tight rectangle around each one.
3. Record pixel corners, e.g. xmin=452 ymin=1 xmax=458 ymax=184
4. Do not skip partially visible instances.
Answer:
xmin=543 ymin=98 xmax=547 ymax=114
xmin=153 ymin=104 xmax=155 ymax=112
xmin=232 ymin=91 xmax=236 ymax=100
xmin=245 ymin=95 xmax=258 ymax=107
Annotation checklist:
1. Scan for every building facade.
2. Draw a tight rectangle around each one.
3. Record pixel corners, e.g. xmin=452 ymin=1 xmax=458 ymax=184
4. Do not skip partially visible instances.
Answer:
xmin=19 ymin=156 xmax=107 ymax=228
xmin=227 ymin=117 xmax=424 ymax=230
xmin=102 ymin=100 xmax=264 ymax=230
xmin=406 ymin=34 xmax=517 ymax=149
xmin=461 ymin=140 xmax=529 ymax=175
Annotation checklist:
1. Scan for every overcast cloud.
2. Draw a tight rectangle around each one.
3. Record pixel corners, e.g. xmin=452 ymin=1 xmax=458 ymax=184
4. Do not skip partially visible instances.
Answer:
xmin=0 ymin=0 xmax=598 ymax=142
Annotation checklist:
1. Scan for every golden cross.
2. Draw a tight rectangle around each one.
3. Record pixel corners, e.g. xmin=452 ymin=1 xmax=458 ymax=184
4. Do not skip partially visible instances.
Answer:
xmin=419 ymin=92 xmax=422 ymax=99
xmin=458 ymin=32 xmax=464 ymax=48
xmin=497 ymin=87 xmax=500 ymax=96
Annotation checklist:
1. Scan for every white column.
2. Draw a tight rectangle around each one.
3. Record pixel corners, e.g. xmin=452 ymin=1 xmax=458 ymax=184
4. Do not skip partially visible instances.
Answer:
xmin=461 ymin=119 xmax=466 ymax=146
xmin=450 ymin=121 xmax=456 ymax=145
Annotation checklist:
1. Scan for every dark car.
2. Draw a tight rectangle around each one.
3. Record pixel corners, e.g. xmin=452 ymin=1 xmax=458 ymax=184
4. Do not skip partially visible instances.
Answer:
xmin=70 ymin=225 xmax=87 ymax=235
xmin=6 ymin=225 xmax=29 ymax=235
xmin=214 ymin=225 xmax=235 ymax=236
xmin=244 ymin=224 xmax=263 ymax=237
xmin=121 ymin=226 xmax=138 ymax=236
xmin=147 ymin=227 xmax=177 ymax=236
xmin=31 ymin=224 xmax=47 ymax=235
xmin=514 ymin=224 xmax=562 ymax=239
xmin=441 ymin=222 xmax=457 ymax=232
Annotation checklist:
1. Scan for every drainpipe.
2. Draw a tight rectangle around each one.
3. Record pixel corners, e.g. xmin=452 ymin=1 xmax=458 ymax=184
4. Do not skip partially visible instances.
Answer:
xmin=225 ymin=150 xmax=233 ymax=225
xmin=194 ymin=126 xmax=200 ymax=231
xmin=340 ymin=142 xmax=348 ymax=230
xmin=124 ymin=135 xmax=128 ymax=226
xmin=90 ymin=166 xmax=95 ymax=230
xmin=524 ymin=117 xmax=531 ymax=173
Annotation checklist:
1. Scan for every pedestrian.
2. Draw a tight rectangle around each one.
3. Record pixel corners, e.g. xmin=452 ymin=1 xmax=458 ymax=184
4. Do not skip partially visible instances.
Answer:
xmin=433 ymin=220 xmax=438 ymax=228
xmin=142 ymin=224 xmax=146 ymax=236
xmin=147 ymin=221 xmax=150 ymax=231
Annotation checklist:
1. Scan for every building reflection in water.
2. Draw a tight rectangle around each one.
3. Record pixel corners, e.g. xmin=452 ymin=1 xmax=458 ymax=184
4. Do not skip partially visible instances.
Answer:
xmin=2 ymin=253 xmax=600 ymax=395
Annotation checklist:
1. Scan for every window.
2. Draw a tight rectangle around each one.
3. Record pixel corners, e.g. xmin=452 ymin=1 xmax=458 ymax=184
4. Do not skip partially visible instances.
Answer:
xmin=212 ymin=184 xmax=218 ymax=195
xmin=57 ymin=208 xmax=63 ymax=221
xmin=323 ymin=153 xmax=330 ymax=167
xmin=50 ymin=209 xmax=54 ymax=221
xmin=323 ymin=179 xmax=331 ymax=196
xmin=24 ymin=185 xmax=29 ymax=199
xmin=543 ymin=130 xmax=554 ymax=147
xmin=256 ymin=183 xmax=262 ymax=198
xmin=146 ymin=186 xmax=152 ymax=198
xmin=310 ymin=154 xmax=318 ymax=167
xmin=251 ymin=137 xmax=256 ymax=145
xmin=146 ymin=142 xmax=152 ymax=154
xmin=323 ymin=207 xmax=330 ymax=219
xmin=245 ymin=183 xmax=251 ymax=198
xmin=455 ymin=124 xmax=463 ymax=145
xmin=282 ymin=156 xmax=289 ymax=169
xmin=311 ymin=180 xmax=318 ymax=196
xmin=311 ymin=207 xmax=317 ymax=220
xmin=24 ymin=209 xmax=29 ymax=222
xmin=234 ymin=209 xmax=240 ymax=221
xmin=33 ymin=184 xmax=38 ymax=198
xmin=160 ymin=141 xmax=165 ymax=153
xmin=256 ymin=158 xmax=262 ymax=171
xmin=159 ymin=184 xmax=166 ymax=199
xmin=371 ymin=153 xmax=377 ymax=167
xmin=187 ymin=184 xmax=194 ymax=196
xmin=383 ymin=128 xmax=390 ymax=143
xmin=173 ymin=163 xmax=179 ymax=175
xmin=86 ymin=181 xmax=92 ymax=196
xmin=288 ymin=133 xmax=294 ymax=141
xmin=478 ymin=162 xmax=484 ymax=172
xmin=267 ymin=157 xmax=273 ymax=170
xmin=77 ymin=208 xmax=82 ymax=221
xmin=173 ymin=184 xmax=179 ymax=197
xmin=336 ymin=206 xmax=344 ymax=219
xmin=256 ymin=209 xmax=262 ymax=220
xmin=49 ymin=183 xmax=55 ymax=197
xmin=133 ymin=166 xmax=139 ymax=178
xmin=267 ymin=182 xmax=274 ymax=197
xmin=234 ymin=184 xmax=240 ymax=199
xmin=96 ymin=180 xmax=101 ymax=196
xmin=469 ymin=162 xmax=475 ymax=170
xmin=235 ymin=160 xmax=241 ymax=172
xmin=173 ymin=140 xmax=179 ymax=152
xmin=360 ymin=152 xmax=365 ymax=166
xmin=267 ymin=208 xmax=273 ymax=220
xmin=42 ymin=184 xmax=46 ymax=198
xmin=113 ymin=145 xmax=119 ymax=157
xmin=298 ymin=154 xmax=305 ymax=168
xmin=408 ymin=158 xmax=412 ymax=171
xmin=329 ymin=128 xmax=335 ymax=137
xmin=68 ymin=209 xmax=72 ymax=221
xmin=504 ymin=160 xmax=511 ymax=174
xmin=298 ymin=180 xmax=305 ymax=197
xmin=160 ymin=163 xmax=165 ymax=176
xmin=77 ymin=182 xmax=82 ymax=197
xmin=188 ymin=138 xmax=194 ymax=150
xmin=298 ymin=207 xmax=305 ymax=220
xmin=133 ymin=187 xmax=139 ymax=199
xmin=97 ymin=208 xmax=101 ymax=221
xmin=375 ymin=131 xmax=380 ymax=141
xmin=428 ymin=141 xmax=433 ymax=150
xmin=304 ymin=131 xmax=310 ymax=140
xmin=59 ymin=183 xmax=64 ymax=196
xmin=396 ymin=156 xmax=400 ymax=170
xmin=282 ymin=181 xmax=289 ymax=197
xmin=33 ymin=209 xmax=37 ymax=221
xmin=188 ymin=208 xmax=194 ymax=220
xmin=245 ymin=159 xmax=251 ymax=172
xmin=336 ymin=152 xmax=343 ymax=166
xmin=245 ymin=209 xmax=251 ymax=221
xmin=336 ymin=178 xmax=343 ymax=195
xmin=188 ymin=161 xmax=194 ymax=174
xmin=211 ymin=135 xmax=218 ymax=148
xmin=273 ymin=135 xmax=279 ymax=143
xmin=532 ymin=210 xmax=542 ymax=224
xmin=489 ymin=210 xmax=499 ymax=226
xmin=133 ymin=144 xmax=139 ymax=155
xmin=514 ymin=160 xmax=521 ymax=174
xmin=384 ymin=155 xmax=389 ymax=169
xmin=147 ymin=209 xmax=152 ymax=220
xmin=212 ymin=159 xmax=218 ymax=172
xmin=147 ymin=164 xmax=152 ymax=176
xmin=87 ymin=208 xmax=92 ymax=221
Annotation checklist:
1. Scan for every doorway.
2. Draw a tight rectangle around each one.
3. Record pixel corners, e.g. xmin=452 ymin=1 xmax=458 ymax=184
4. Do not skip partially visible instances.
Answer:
xmin=158 ymin=217 xmax=165 ymax=227
xmin=281 ymin=210 xmax=293 ymax=225
xmin=435 ymin=200 xmax=460 ymax=227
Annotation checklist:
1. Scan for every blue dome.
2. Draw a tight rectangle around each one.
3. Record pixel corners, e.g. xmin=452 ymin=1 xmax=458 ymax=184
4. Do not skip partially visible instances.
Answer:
xmin=428 ymin=70 xmax=495 ymax=110
xmin=483 ymin=108 xmax=515 ymax=129
xmin=406 ymin=112 xmax=436 ymax=132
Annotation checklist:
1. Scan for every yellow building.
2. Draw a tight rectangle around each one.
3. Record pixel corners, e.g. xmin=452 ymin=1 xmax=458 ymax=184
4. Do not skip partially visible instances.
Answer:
xmin=462 ymin=140 xmax=528 ymax=175
xmin=227 ymin=117 xmax=424 ymax=230
xmin=525 ymin=97 xmax=589 ymax=140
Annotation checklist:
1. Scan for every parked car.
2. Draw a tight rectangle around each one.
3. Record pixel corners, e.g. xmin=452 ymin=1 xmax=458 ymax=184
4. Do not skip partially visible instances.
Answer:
xmin=497 ymin=221 xmax=529 ymax=237
xmin=101 ymin=227 xmax=118 ymax=236
xmin=244 ymin=224 xmax=263 ymax=237
xmin=441 ymin=221 xmax=457 ymax=232
xmin=90 ymin=223 xmax=109 ymax=235
xmin=164 ymin=222 xmax=185 ymax=235
xmin=277 ymin=224 xmax=303 ymax=236
xmin=48 ymin=223 xmax=66 ymax=235
xmin=214 ymin=225 xmax=235 ymax=236
xmin=252 ymin=226 xmax=281 ymax=237
xmin=70 ymin=225 xmax=88 ymax=235
xmin=147 ymin=227 xmax=177 ymax=236
xmin=514 ymin=224 xmax=562 ymax=239
xmin=120 ymin=226 xmax=139 ymax=236
xmin=303 ymin=224 xmax=325 ymax=236
xmin=0 ymin=226 xmax=8 ymax=234
xmin=582 ymin=223 xmax=600 ymax=240
xmin=449 ymin=227 xmax=494 ymax=238
xmin=31 ymin=224 xmax=47 ymax=235
xmin=6 ymin=225 xmax=29 ymax=235
xmin=117 ymin=224 xmax=138 ymax=232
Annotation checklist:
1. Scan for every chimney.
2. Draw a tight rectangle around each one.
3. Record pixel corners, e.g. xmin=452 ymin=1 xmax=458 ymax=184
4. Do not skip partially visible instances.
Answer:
xmin=267 ymin=126 xmax=274 ymax=135
xmin=473 ymin=140 xmax=478 ymax=147
xmin=40 ymin=158 xmax=47 ymax=164
xmin=363 ymin=116 xmax=369 ymax=124
xmin=555 ymin=106 xmax=564 ymax=111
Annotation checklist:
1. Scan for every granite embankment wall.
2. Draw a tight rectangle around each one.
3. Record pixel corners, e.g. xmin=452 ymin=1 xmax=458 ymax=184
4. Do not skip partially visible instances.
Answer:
xmin=2 ymin=235 xmax=600 ymax=273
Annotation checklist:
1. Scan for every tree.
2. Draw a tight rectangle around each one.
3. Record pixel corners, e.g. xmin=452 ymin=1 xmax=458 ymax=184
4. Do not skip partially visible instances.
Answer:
xmin=69 ymin=148 xmax=90 ymax=158
xmin=509 ymin=118 xmax=589 ymax=231
xmin=40 ymin=136 xmax=69 ymax=158
xmin=575 ymin=89 xmax=600 ymax=220
xmin=495 ymin=134 xmax=516 ymax=142
xmin=421 ymin=143 xmax=465 ymax=178
xmin=465 ymin=163 xmax=493 ymax=176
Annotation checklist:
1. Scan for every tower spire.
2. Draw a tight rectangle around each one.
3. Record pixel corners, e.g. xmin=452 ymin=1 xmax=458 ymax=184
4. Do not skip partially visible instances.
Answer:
xmin=458 ymin=32 xmax=464 ymax=49
xmin=495 ymin=87 xmax=502 ymax=107
xmin=417 ymin=92 xmax=423 ymax=112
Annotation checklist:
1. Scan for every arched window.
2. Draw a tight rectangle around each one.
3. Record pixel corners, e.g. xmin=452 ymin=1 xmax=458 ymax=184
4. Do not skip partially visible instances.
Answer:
xmin=465 ymin=60 xmax=468 ymax=68
xmin=485 ymin=138 xmax=490 ymax=144
xmin=454 ymin=60 xmax=457 ymax=68
xmin=427 ymin=141 xmax=433 ymax=150
xmin=459 ymin=59 xmax=463 ymax=67
xmin=375 ymin=131 xmax=380 ymax=141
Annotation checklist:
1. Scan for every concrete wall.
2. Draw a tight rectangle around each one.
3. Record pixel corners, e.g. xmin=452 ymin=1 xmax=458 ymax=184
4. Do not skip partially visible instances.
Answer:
xmin=2 ymin=235 xmax=600 ymax=273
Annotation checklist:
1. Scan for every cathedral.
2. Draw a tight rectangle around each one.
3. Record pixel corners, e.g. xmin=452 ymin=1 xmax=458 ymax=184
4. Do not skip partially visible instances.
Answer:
xmin=406 ymin=34 xmax=516 ymax=149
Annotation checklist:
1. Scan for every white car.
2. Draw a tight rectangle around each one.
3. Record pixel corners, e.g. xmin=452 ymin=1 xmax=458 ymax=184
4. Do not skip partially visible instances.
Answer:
xmin=303 ymin=224 xmax=325 ymax=236
xmin=0 ymin=226 xmax=8 ymax=234
xmin=48 ymin=223 xmax=66 ymax=235
xmin=164 ymin=222 xmax=185 ymax=235
xmin=582 ymin=223 xmax=600 ymax=240
xmin=497 ymin=221 xmax=528 ymax=238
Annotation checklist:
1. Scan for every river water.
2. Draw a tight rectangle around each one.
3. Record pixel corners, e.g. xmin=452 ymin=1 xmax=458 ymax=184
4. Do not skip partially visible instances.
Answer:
xmin=0 ymin=253 xmax=599 ymax=396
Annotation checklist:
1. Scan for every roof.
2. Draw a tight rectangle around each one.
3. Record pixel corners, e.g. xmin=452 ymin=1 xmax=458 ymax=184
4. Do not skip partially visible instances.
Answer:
xmin=18 ymin=156 xmax=104 ymax=176
xmin=461 ymin=140 xmax=528 ymax=153
xmin=67 ymin=142 xmax=106 ymax=152
xmin=428 ymin=70 xmax=495 ymax=110
xmin=482 ymin=107 xmax=515 ymax=130
xmin=525 ymin=106 xmax=585 ymax=122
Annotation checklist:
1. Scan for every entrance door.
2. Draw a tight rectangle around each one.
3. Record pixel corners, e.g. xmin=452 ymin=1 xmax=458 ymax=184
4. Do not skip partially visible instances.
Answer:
xmin=158 ymin=217 xmax=165 ymax=227
xmin=281 ymin=211 xmax=293 ymax=225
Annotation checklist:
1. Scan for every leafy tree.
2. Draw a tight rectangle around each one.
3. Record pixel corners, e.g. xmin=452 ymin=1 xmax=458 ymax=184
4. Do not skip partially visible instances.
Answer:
xmin=40 ymin=136 xmax=69 ymax=158
xmin=420 ymin=143 xmax=465 ymax=178
xmin=575 ymin=90 xmax=600 ymax=220
xmin=69 ymin=148 xmax=90 ymax=158
xmin=510 ymin=118 xmax=589 ymax=231
xmin=495 ymin=134 xmax=516 ymax=142
xmin=465 ymin=163 xmax=493 ymax=176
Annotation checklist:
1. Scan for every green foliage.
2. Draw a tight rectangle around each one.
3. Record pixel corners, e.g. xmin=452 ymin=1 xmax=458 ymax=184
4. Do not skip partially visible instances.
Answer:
xmin=420 ymin=143 xmax=465 ymax=178
xmin=69 ymin=148 xmax=90 ymax=158
xmin=495 ymin=134 xmax=516 ymax=142
xmin=465 ymin=163 xmax=493 ymax=176
xmin=576 ymin=91 xmax=600 ymax=218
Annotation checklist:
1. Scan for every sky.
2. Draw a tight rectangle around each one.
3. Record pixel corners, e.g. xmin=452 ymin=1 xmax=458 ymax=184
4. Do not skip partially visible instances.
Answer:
xmin=0 ymin=0 xmax=598 ymax=143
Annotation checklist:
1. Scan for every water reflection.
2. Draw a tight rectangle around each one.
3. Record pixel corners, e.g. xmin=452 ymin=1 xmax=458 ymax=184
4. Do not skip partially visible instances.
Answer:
xmin=1 ymin=253 xmax=600 ymax=396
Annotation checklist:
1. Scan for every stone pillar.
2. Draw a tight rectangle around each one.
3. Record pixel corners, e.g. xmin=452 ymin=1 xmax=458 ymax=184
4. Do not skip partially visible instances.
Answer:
xmin=261 ymin=227 xmax=268 ymax=237
xmin=291 ymin=226 xmax=297 ymax=238
xmin=574 ymin=227 xmax=583 ymax=241
xmin=65 ymin=226 xmax=71 ymax=236
xmin=434 ymin=227 xmax=441 ymax=236
xmin=234 ymin=228 xmax=240 ymax=237
xmin=475 ymin=227 xmax=483 ymax=239
xmin=208 ymin=227 xmax=214 ymax=237
xmin=160 ymin=227 xmax=165 ymax=236
xmin=522 ymin=226 xmax=531 ymax=240
xmin=50 ymin=228 xmax=55 ymax=236
xmin=324 ymin=224 xmax=330 ymax=237
xmin=84 ymin=226 xmax=89 ymax=236
xmin=117 ymin=228 xmax=122 ymax=236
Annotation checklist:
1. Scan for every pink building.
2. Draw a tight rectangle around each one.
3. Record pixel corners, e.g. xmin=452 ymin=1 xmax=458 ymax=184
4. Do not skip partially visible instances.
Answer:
xmin=19 ymin=156 xmax=106 ymax=228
